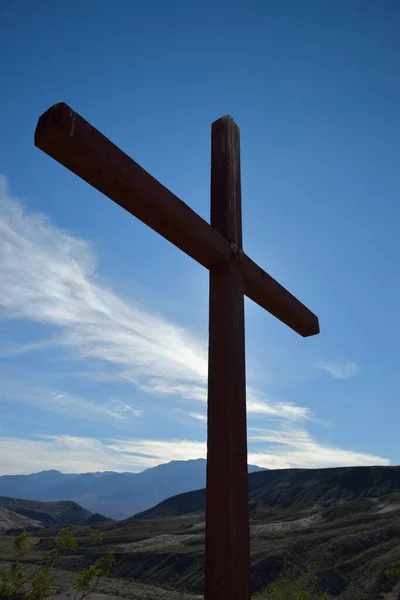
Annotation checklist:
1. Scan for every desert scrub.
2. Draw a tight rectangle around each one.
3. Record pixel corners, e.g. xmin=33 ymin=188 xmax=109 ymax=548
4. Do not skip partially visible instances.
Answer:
xmin=0 ymin=528 xmax=114 ymax=600
xmin=253 ymin=565 xmax=332 ymax=600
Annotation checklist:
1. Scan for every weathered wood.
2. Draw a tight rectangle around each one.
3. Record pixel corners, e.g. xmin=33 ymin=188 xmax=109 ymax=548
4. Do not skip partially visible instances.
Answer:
xmin=205 ymin=116 xmax=251 ymax=600
xmin=34 ymin=103 xmax=320 ymax=338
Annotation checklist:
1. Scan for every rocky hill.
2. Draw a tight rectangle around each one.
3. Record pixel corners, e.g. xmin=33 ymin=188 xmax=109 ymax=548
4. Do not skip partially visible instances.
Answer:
xmin=100 ymin=465 xmax=400 ymax=598
xmin=0 ymin=507 xmax=42 ymax=533
xmin=0 ymin=496 xmax=111 ymax=532
xmin=133 ymin=465 xmax=400 ymax=520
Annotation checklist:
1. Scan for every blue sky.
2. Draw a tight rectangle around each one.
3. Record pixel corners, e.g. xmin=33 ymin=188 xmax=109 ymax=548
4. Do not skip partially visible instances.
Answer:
xmin=0 ymin=1 xmax=399 ymax=474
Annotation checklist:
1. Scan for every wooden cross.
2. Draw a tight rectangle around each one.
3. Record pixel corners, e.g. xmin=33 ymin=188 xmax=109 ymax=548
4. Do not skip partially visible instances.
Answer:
xmin=34 ymin=104 xmax=319 ymax=600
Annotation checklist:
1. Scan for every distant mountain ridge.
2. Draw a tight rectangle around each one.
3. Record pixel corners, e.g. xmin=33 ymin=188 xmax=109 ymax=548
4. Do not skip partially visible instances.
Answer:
xmin=0 ymin=459 xmax=264 ymax=520
xmin=0 ymin=496 xmax=111 ymax=533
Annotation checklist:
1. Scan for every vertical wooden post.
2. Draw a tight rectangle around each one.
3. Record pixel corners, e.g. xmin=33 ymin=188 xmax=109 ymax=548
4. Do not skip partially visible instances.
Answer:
xmin=205 ymin=116 xmax=251 ymax=600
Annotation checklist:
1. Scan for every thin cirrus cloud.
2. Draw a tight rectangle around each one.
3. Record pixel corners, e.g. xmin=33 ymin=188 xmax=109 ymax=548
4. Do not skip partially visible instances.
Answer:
xmin=185 ymin=412 xmax=208 ymax=423
xmin=0 ymin=176 xmax=389 ymax=472
xmin=0 ymin=373 xmax=142 ymax=422
xmin=247 ymin=426 xmax=389 ymax=469
xmin=0 ymin=175 xmax=207 ymax=390
xmin=0 ymin=175 xmax=308 ymax=422
xmin=0 ymin=435 xmax=208 ymax=475
xmin=317 ymin=361 xmax=360 ymax=380
xmin=0 ymin=430 xmax=389 ymax=475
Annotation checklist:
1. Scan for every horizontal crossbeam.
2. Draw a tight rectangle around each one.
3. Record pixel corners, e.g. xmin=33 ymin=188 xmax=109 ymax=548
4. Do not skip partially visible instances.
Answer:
xmin=34 ymin=103 xmax=319 ymax=337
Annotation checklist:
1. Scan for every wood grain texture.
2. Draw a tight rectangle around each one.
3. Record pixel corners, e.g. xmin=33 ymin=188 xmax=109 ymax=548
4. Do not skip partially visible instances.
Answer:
xmin=205 ymin=115 xmax=251 ymax=600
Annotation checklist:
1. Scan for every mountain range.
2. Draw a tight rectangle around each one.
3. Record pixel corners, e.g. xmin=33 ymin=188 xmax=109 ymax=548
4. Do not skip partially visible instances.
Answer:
xmin=0 ymin=459 xmax=264 ymax=519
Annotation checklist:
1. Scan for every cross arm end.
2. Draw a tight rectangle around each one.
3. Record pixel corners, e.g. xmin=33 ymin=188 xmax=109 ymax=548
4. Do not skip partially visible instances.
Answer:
xmin=241 ymin=253 xmax=320 ymax=338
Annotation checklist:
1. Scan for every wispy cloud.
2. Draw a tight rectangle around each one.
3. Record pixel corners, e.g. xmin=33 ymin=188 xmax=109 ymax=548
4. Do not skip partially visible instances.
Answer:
xmin=317 ymin=361 xmax=360 ymax=380
xmin=247 ymin=426 xmax=389 ymax=469
xmin=0 ymin=432 xmax=389 ymax=475
xmin=0 ymin=175 xmax=207 ymax=396
xmin=0 ymin=175 xmax=310 ymax=424
xmin=186 ymin=412 xmax=207 ymax=423
xmin=0 ymin=176 xmax=388 ymax=474
xmin=109 ymin=398 xmax=143 ymax=417
xmin=247 ymin=389 xmax=310 ymax=420
xmin=138 ymin=379 xmax=208 ymax=403
xmin=0 ymin=375 xmax=142 ymax=422
xmin=0 ymin=339 xmax=55 ymax=358
xmin=0 ymin=435 xmax=207 ymax=474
